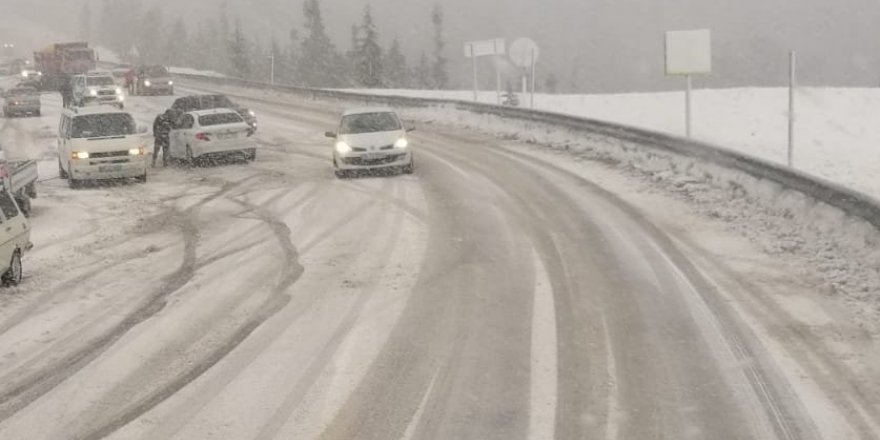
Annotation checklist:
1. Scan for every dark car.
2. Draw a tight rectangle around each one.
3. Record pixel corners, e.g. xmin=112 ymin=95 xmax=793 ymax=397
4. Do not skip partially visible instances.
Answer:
xmin=169 ymin=94 xmax=257 ymax=131
xmin=2 ymin=86 xmax=40 ymax=117
xmin=127 ymin=65 xmax=173 ymax=96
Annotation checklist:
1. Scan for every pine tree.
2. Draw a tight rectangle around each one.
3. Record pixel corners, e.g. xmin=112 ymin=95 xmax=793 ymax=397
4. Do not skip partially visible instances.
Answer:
xmin=162 ymin=19 xmax=188 ymax=67
xmin=353 ymin=5 xmax=384 ymax=88
xmin=136 ymin=5 xmax=164 ymax=63
xmin=413 ymin=51 xmax=431 ymax=89
xmin=385 ymin=37 xmax=408 ymax=88
xmin=228 ymin=20 xmax=251 ymax=78
xmin=299 ymin=0 xmax=341 ymax=87
xmin=79 ymin=2 xmax=92 ymax=42
xmin=430 ymin=4 xmax=448 ymax=89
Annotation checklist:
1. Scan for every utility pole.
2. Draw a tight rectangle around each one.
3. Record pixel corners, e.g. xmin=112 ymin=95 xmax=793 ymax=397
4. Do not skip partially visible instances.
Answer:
xmin=788 ymin=51 xmax=796 ymax=167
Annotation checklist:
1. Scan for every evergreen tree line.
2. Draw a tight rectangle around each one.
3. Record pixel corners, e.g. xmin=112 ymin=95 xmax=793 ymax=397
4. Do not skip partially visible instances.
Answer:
xmin=81 ymin=0 xmax=450 ymax=89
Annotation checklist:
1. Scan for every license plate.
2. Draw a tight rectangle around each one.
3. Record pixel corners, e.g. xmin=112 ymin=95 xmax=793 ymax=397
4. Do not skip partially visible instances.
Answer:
xmin=363 ymin=153 xmax=386 ymax=160
xmin=98 ymin=165 xmax=123 ymax=172
xmin=217 ymin=133 xmax=238 ymax=140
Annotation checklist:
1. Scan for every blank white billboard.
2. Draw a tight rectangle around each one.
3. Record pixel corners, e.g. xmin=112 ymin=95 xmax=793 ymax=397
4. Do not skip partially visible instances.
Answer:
xmin=665 ymin=29 xmax=712 ymax=75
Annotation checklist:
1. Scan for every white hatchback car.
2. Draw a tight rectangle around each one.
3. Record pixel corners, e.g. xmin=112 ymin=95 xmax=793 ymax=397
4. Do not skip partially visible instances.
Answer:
xmin=168 ymin=109 xmax=257 ymax=164
xmin=0 ymin=185 xmax=32 ymax=286
xmin=58 ymin=106 xmax=149 ymax=188
xmin=325 ymin=108 xmax=415 ymax=178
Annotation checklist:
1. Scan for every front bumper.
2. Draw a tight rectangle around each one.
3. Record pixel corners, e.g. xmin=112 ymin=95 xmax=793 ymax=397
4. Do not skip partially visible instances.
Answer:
xmin=192 ymin=139 xmax=257 ymax=158
xmin=69 ymin=156 xmax=147 ymax=180
xmin=83 ymin=95 xmax=124 ymax=106
xmin=335 ymin=150 xmax=412 ymax=170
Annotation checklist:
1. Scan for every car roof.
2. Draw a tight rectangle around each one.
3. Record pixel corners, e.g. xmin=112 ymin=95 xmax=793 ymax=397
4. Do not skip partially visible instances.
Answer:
xmin=85 ymin=70 xmax=113 ymax=77
xmin=64 ymin=106 xmax=130 ymax=117
xmin=342 ymin=107 xmax=397 ymax=117
xmin=189 ymin=108 xmax=241 ymax=117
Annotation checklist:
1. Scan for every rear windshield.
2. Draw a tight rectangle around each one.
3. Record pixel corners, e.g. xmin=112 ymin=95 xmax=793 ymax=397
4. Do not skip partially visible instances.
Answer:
xmin=173 ymin=95 xmax=236 ymax=112
xmin=199 ymin=112 xmax=243 ymax=126
xmin=144 ymin=66 xmax=169 ymax=77
xmin=86 ymin=76 xmax=115 ymax=87
xmin=72 ymin=114 xmax=136 ymax=138
xmin=7 ymin=88 xmax=37 ymax=96
xmin=340 ymin=112 xmax=402 ymax=134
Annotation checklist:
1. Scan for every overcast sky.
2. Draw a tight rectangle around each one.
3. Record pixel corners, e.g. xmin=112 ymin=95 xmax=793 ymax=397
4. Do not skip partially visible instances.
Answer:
xmin=4 ymin=0 xmax=880 ymax=92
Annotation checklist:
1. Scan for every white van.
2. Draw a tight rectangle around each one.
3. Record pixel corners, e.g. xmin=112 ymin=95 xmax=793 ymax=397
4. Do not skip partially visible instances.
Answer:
xmin=58 ymin=106 xmax=148 ymax=188
xmin=0 ymin=184 xmax=32 ymax=286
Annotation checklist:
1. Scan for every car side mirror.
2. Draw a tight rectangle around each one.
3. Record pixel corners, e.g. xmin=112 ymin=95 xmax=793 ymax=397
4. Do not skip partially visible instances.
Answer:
xmin=325 ymin=131 xmax=337 ymax=138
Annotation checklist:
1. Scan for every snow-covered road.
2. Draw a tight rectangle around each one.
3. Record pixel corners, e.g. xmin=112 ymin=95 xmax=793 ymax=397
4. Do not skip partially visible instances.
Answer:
xmin=0 ymin=83 xmax=877 ymax=439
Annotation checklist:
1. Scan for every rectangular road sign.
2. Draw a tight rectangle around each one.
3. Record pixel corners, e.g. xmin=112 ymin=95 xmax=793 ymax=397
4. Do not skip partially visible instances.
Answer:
xmin=465 ymin=39 xmax=506 ymax=58
xmin=665 ymin=29 xmax=712 ymax=75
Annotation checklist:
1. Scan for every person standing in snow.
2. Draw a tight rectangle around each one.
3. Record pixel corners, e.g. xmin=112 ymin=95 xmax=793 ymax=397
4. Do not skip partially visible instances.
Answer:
xmin=152 ymin=109 xmax=178 ymax=167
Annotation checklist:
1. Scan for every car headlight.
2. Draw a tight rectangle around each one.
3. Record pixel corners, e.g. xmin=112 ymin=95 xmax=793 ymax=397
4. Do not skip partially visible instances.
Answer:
xmin=168 ymin=80 xmax=174 ymax=85
xmin=144 ymin=80 xmax=152 ymax=87
xmin=128 ymin=147 xmax=144 ymax=156
xmin=335 ymin=141 xmax=352 ymax=154
xmin=115 ymin=87 xmax=123 ymax=95
xmin=248 ymin=110 xmax=256 ymax=117
xmin=20 ymin=72 xmax=26 ymax=78
xmin=73 ymin=151 xmax=89 ymax=160
xmin=394 ymin=137 xmax=409 ymax=149
xmin=89 ymin=88 xmax=98 ymax=96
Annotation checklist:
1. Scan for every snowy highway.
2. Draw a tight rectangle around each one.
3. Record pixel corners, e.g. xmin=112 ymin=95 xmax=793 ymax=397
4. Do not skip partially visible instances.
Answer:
xmin=0 ymin=84 xmax=878 ymax=439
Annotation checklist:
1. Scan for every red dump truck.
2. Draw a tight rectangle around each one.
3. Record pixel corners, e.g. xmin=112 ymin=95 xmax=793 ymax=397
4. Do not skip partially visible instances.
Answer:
xmin=33 ymin=42 xmax=96 ymax=91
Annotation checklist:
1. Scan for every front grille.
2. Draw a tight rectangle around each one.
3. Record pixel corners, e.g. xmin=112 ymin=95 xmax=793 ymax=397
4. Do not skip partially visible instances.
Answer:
xmin=379 ymin=145 xmax=394 ymax=150
xmin=90 ymin=151 xmax=129 ymax=158
xmin=90 ymin=158 xmax=130 ymax=165
xmin=343 ymin=153 xmax=405 ymax=166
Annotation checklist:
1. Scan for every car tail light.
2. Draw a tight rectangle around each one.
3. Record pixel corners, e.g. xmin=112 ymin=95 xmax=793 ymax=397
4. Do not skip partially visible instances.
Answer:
xmin=195 ymin=132 xmax=211 ymax=141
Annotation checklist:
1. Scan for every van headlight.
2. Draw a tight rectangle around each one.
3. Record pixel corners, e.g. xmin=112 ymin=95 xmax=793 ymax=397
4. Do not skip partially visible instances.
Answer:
xmin=335 ymin=141 xmax=352 ymax=154
xmin=89 ymin=88 xmax=98 ymax=96
xmin=394 ymin=137 xmax=409 ymax=149
xmin=144 ymin=80 xmax=152 ymax=87
xmin=115 ymin=87 xmax=123 ymax=95
xmin=73 ymin=151 xmax=89 ymax=160
xmin=129 ymin=147 xmax=144 ymax=156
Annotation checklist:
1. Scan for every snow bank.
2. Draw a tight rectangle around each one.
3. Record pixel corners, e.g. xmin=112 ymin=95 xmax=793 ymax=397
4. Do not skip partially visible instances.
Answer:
xmin=400 ymin=104 xmax=880 ymax=330
xmin=170 ymin=67 xmax=226 ymax=78
xmin=343 ymin=87 xmax=880 ymax=202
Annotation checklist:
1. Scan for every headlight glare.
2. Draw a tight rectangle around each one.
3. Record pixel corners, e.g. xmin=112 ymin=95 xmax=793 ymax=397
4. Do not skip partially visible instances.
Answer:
xmin=394 ymin=138 xmax=409 ymax=149
xmin=144 ymin=80 xmax=152 ymax=87
xmin=129 ymin=148 xmax=144 ymax=156
xmin=335 ymin=141 xmax=352 ymax=154
xmin=89 ymin=88 xmax=98 ymax=96
xmin=73 ymin=151 xmax=89 ymax=160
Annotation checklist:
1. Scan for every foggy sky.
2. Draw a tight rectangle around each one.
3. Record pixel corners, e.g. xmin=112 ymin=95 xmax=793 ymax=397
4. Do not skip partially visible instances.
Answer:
xmin=4 ymin=0 xmax=880 ymax=92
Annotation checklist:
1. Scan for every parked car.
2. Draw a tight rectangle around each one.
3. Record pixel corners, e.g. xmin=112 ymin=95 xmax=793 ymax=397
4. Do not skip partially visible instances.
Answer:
xmin=57 ymin=106 xmax=148 ymax=188
xmin=168 ymin=108 xmax=256 ymax=164
xmin=169 ymin=94 xmax=257 ymax=131
xmin=2 ymin=86 xmax=40 ymax=117
xmin=325 ymin=107 xmax=415 ymax=178
xmin=0 ymin=182 xmax=32 ymax=286
xmin=72 ymin=71 xmax=124 ymax=109
xmin=127 ymin=65 xmax=173 ymax=95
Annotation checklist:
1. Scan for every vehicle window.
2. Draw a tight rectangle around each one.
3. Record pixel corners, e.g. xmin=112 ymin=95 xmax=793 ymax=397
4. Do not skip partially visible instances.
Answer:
xmin=339 ymin=112 xmax=402 ymax=134
xmin=86 ymin=76 xmax=115 ymax=87
xmin=198 ymin=112 xmax=244 ymax=126
xmin=8 ymin=88 xmax=37 ymax=96
xmin=0 ymin=191 xmax=19 ymax=220
xmin=144 ymin=66 xmax=169 ymax=77
xmin=181 ymin=115 xmax=195 ymax=129
xmin=71 ymin=114 xmax=136 ymax=138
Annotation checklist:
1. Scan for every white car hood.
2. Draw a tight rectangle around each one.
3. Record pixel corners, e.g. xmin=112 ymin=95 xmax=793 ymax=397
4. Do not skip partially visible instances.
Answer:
xmin=339 ymin=130 xmax=405 ymax=150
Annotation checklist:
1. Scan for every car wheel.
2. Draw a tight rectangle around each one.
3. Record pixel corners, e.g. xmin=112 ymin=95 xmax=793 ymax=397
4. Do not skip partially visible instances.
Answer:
xmin=137 ymin=172 xmax=147 ymax=183
xmin=335 ymin=168 xmax=348 ymax=179
xmin=35 ymin=110 xmax=41 ymax=117
xmin=185 ymin=145 xmax=195 ymax=167
xmin=246 ymin=149 xmax=256 ymax=162
xmin=26 ymin=183 xmax=37 ymax=199
xmin=403 ymin=159 xmax=415 ymax=175
xmin=2 ymin=251 xmax=22 ymax=286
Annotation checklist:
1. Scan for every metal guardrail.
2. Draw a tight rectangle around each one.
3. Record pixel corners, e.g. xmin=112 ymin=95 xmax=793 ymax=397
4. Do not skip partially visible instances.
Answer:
xmin=176 ymin=73 xmax=880 ymax=231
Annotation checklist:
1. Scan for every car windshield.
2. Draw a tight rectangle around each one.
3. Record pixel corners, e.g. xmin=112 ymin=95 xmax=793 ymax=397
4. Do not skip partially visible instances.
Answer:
xmin=144 ymin=66 xmax=169 ymax=77
xmin=71 ymin=114 xmax=135 ymax=138
xmin=339 ymin=112 xmax=401 ymax=134
xmin=199 ymin=112 xmax=243 ymax=126
xmin=7 ymin=88 xmax=36 ymax=96
xmin=86 ymin=76 xmax=115 ymax=87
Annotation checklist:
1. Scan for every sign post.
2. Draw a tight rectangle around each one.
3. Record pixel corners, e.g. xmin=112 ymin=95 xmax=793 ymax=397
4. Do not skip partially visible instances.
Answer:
xmin=788 ymin=51 xmax=796 ymax=167
xmin=509 ymin=38 xmax=540 ymax=109
xmin=464 ymin=38 xmax=506 ymax=103
xmin=665 ymin=29 xmax=712 ymax=138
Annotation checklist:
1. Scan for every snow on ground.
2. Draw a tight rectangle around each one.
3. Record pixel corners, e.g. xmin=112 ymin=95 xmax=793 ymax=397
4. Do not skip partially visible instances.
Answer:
xmin=169 ymin=67 xmax=225 ymax=78
xmin=342 ymin=87 xmax=880 ymax=201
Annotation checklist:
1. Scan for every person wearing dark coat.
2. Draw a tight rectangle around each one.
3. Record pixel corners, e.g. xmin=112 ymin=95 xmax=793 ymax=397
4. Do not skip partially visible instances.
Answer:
xmin=60 ymin=77 xmax=73 ymax=108
xmin=152 ymin=109 xmax=177 ymax=167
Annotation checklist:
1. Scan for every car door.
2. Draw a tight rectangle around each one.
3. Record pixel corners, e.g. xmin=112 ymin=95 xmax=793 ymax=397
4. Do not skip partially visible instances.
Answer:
xmin=170 ymin=114 xmax=194 ymax=158
xmin=0 ymin=192 xmax=12 ymax=271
